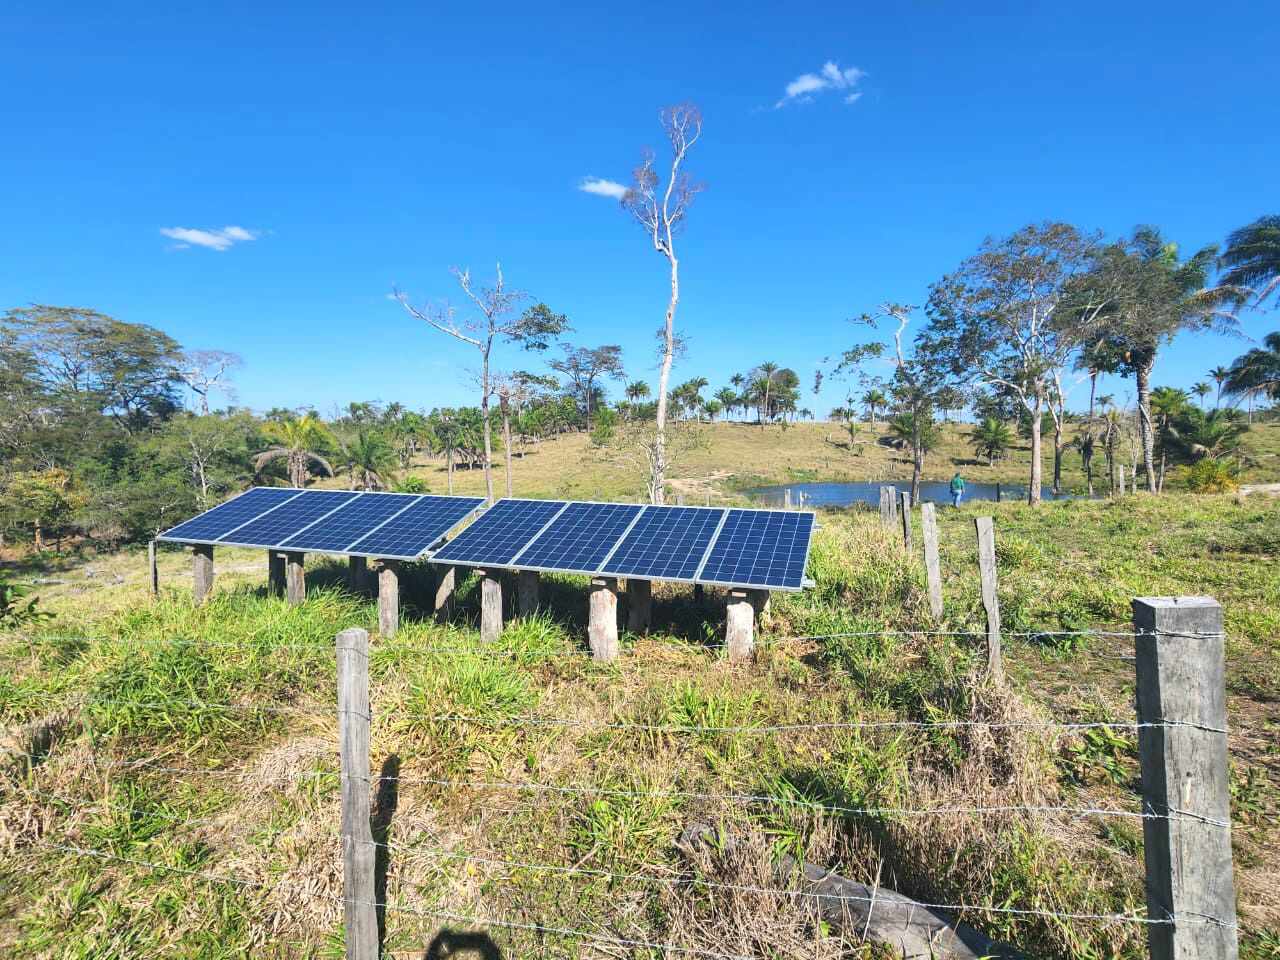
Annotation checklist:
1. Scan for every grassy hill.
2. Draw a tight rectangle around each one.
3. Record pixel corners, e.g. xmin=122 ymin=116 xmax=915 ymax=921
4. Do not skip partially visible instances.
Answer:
xmin=2 ymin=426 xmax=1278 ymax=957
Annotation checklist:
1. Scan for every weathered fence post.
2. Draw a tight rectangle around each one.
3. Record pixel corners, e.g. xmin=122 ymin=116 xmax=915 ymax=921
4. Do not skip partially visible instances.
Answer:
xmin=1117 ymin=465 xmax=1125 ymax=498
xmin=588 ymin=577 xmax=620 ymax=661
xmin=1132 ymin=597 xmax=1238 ymax=960
xmin=285 ymin=552 xmax=306 ymax=605
xmin=899 ymin=491 xmax=913 ymax=552
xmin=478 ymin=571 xmax=503 ymax=643
xmin=377 ymin=560 xmax=399 ymax=637
xmin=148 ymin=540 xmax=159 ymax=597
xmin=337 ymin=627 xmax=377 ymax=960
xmin=627 ymin=579 xmax=652 ymax=633
xmin=192 ymin=545 xmax=214 ymax=606
xmin=973 ymin=517 xmax=1002 ymax=680
xmin=517 ymin=570 xmax=540 ymax=616
xmin=995 ymin=482 xmax=1002 ymax=503
xmin=921 ymin=503 xmax=943 ymax=622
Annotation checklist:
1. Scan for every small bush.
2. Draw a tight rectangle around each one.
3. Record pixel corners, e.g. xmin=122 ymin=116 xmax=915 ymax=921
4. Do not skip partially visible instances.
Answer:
xmin=1181 ymin=458 xmax=1239 ymax=492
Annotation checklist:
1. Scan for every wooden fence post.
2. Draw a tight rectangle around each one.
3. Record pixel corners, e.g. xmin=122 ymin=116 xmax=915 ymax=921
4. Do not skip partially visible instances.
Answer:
xmin=921 ymin=503 xmax=943 ymax=622
xmin=1132 ymin=597 xmax=1237 ymax=960
xmin=899 ymin=491 xmax=913 ymax=552
xmin=973 ymin=517 xmax=1002 ymax=680
xmin=148 ymin=540 xmax=159 ymax=597
xmin=995 ymin=482 xmax=1002 ymax=503
xmin=336 ymin=627 xmax=377 ymax=960
xmin=1117 ymin=465 xmax=1125 ymax=498
xmin=192 ymin=545 xmax=214 ymax=606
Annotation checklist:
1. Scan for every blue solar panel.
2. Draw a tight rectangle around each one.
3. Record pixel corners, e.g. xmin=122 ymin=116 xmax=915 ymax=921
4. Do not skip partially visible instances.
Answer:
xmin=218 ymin=490 xmax=360 ymax=548
xmin=600 ymin=506 xmax=725 ymax=582
xmin=346 ymin=495 xmax=485 ymax=560
xmin=512 ymin=502 xmax=643 ymax=574
xmin=431 ymin=499 xmax=567 ymax=567
xmin=158 ymin=487 xmax=303 ymax=543
xmin=698 ymin=509 xmax=814 ymax=590
xmin=280 ymin=492 xmax=421 ymax=553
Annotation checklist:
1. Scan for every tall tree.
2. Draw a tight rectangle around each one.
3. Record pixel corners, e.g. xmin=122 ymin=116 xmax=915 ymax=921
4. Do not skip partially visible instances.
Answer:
xmin=861 ymin=388 xmax=887 ymax=426
xmin=1224 ymin=332 xmax=1280 ymax=419
xmin=1079 ymin=228 xmax=1236 ymax=492
xmin=1218 ymin=215 xmax=1280 ymax=309
xmin=1209 ymin=365 xmax=1231 ymax=409
xmin=394 ymin=277 xmax=566 ymax=503
xmin=1191 ymin=381 xmax=1212 ymax=410
xmin=550 ymin=343 xmax=625 ymax=433
xmin=924 ymin=223 xmax=1100 ymax=503
xmin=177 ymin=349 xmax=242 ymax=414
xmin=619 ymin=103 xmax=704 ymax=503
xmin=254 ymin=411 xmax=334 ymax=487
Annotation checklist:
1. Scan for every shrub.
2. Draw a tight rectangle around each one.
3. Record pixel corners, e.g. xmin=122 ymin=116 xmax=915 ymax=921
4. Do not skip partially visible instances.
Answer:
xmin=1181 ymin=458 xmax=1239 ymax=493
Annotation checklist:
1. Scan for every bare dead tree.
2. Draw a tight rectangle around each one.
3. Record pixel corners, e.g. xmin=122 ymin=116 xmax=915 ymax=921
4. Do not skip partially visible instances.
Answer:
xmin=620 ymin=103 xmax=704 ymax=504
xmin=178 ymin=349 xmax=242 ymax=414
xmin=395 ymin=270 xmax=565 ymax=503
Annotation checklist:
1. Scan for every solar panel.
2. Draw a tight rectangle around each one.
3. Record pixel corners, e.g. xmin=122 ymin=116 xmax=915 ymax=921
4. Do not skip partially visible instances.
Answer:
xmin=280 ymin=492 xmax=420 ymax=554
xmin=431 ymin=499 xmax=567 ymax=568
xmin=600 ymin=506 xmax=726 ymax=583
xmin=158 ymin=487 xmax=303 ymax=543
xmin=511 ymin=502 xmax=644 ymax=575
xmin=217 ymin=490 xmax=361 ymax=548
xmin=346 ymin=495 xmax=485 ymax=560
xmin=697 ymin=509 xmax=814 ymax=591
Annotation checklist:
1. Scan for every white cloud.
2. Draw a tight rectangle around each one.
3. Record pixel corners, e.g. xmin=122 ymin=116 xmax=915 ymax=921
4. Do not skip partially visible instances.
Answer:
xmin=160 ymin=225 xmax=259 ymax=251
xmin=776 ymin=61 xmax=865 ymax=108
xmin=577 ymin=177 xmax=628 ymax=200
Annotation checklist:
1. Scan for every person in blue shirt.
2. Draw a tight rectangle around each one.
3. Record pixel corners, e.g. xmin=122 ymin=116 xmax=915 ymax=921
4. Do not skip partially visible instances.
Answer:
xmin=950 ymin=471 xmax=966 ymax=507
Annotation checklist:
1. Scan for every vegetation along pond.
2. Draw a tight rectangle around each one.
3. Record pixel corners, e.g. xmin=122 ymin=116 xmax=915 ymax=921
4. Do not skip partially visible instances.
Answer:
xmin=751 ymin=480 xmax=1083 ymax=507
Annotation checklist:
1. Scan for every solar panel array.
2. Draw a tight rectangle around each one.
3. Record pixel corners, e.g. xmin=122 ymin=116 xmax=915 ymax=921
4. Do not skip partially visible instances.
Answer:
xmin=160 ymin=490 xmax=815 ymax=590
xmin=432 ymin=499 xmax=814 ymax=591
xmin=158 ymin=488 xmax=484 ymax=561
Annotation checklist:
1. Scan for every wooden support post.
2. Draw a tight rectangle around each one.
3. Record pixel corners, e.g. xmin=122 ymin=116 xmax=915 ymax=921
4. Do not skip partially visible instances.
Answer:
xmin=285 ymin=552 xmax=305 ymax=605
xmin=1117 ymin=465 xmax=1125 ymax=497
xmin=973 ymin=517 xmax=1002 ymax=680
xmin=921 ymin=503 xmax=943 ymax=622
xmin=693 ymin=583 xmax=704 ymax=603
xmin=478 ymin=570 xmax=503 ymax=643
xmin=627 ymin=578 xmax=652 ymax=633
xmin=995 ymin=482 xmax=1002 ymax=503
xmin=750 ymin=589 xmax=771 ymax=618
xmin=336 ymin=627 xmax=377 ymax=960
xmin=588 ymin=577 xmax=620 ymax=661
xmin=433 ymin=566 xmax=456 ymax=622
xmin=377 ymin=560 xmax=399 ymax=638
xmin=725 ymin=589 xmax=755 ymax=660
xmin=899 ymin=491 xmax=913 ymax=552
xmin=148 ymin=540 xmax=159 ymax=597
xmin=517 ymin=570 xmax=540 ymax=616
xmin=268 ymin=551 xmax=285 ymax=597
xmin=192 ymin=544 xmax=214 ymax=606
xmin=1132 ymin=597 xmax=1237 ymax=960
xmin=347 ymin=556 xmax=367 ymax=595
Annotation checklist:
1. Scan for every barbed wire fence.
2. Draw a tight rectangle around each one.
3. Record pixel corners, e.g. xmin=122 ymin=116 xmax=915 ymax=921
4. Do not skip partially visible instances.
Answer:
xmin=4 ymin=598 xmax=1245 ymax=960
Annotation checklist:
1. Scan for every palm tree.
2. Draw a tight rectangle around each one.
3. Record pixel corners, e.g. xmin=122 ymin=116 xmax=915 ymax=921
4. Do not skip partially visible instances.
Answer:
xmin=1191 ymin=382 xmax=1211 ymax=410
xmin=862 ymin=388 xmax=887 ymax=426
xmin=1150 ymin=387 xmax=1189 ymax=492
xmin=342 ymin=430 xmax=397 ymax=490
xmin=1166 ymin=408 xmax=1248 ymax=462
xmin=753 ymin=362 xmax=780 ymax=426
xmin=1209 ymin=366 xmax=1231 ymax=409
xmin=254 ymin=412 xmax=335 ymax=487
xmin=714 ymin=387 xmax=737 ymax=421
xmin=970 ymin=417 xmax=1013 ymax=465
xmin=1218 ymin=215 xmax=1280 ymax=309
xmin=625 ymin=380 xmax=650 ymax=404
xmin=1224 ymin=332 xmax=1280 ymax=422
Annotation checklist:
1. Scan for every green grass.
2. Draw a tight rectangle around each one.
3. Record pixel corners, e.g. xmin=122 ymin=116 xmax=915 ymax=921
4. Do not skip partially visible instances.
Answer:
xmin=2 ymin=485 xmax=1278 ymax=955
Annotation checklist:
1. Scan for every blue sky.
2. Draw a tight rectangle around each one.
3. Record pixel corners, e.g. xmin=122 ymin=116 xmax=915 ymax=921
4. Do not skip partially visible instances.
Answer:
xmin=2 ymin=1 xmax=1276 ymax=418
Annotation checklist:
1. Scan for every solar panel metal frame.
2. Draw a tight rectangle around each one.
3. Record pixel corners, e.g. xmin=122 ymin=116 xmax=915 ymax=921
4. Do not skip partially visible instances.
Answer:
xmin=156 ymin=487 xmax=485 ymax=561
xmin=694 ymin=507 xmax=816 ymax=592
xmin=341 ymin=494 xmax=485 ymax=561
xmin=429 ymin=498 xmax=572 ymax=570
xmin=156 ymin=487 xmax=308 ymax=547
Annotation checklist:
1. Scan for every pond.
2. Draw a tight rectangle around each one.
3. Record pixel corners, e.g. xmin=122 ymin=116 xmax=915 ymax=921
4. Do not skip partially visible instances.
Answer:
xmin=749 ymin=480 xmax=1081 ymax=508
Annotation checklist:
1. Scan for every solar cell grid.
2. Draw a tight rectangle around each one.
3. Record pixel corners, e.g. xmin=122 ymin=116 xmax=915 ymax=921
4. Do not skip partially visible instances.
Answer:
xmin=158 ymin=487 xmax=302 ymax=543
xmin=218 ymin=491 xmax=360 ymax=548
xmin=513 ymin=502 xmax=642 ymax=574
xmin=431 ymin=499 xmax=567 ymax=567
xmin=697 ymin=509 xmax=814 ymax=590
xmin=346 ymin=495 xmax=485 ymax=559
xmin=600 ymin=506 xmax=725 ymax=582
xmin=281 ymin=492 xmax=420 ymax=553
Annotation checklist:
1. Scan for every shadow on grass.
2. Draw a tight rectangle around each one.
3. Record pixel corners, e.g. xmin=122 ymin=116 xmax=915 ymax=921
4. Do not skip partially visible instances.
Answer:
xmin=423 ymin=929 xmax=505 ymax=959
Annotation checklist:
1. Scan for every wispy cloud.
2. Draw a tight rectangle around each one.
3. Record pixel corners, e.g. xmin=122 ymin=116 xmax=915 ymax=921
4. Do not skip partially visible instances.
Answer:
xmin=776 ymin=61 xmax=865 ymax=108
xmin=160 ymin=225 xmax=258 ymax=251
xmin=577 ymin=176 xmax=628 ymax=200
